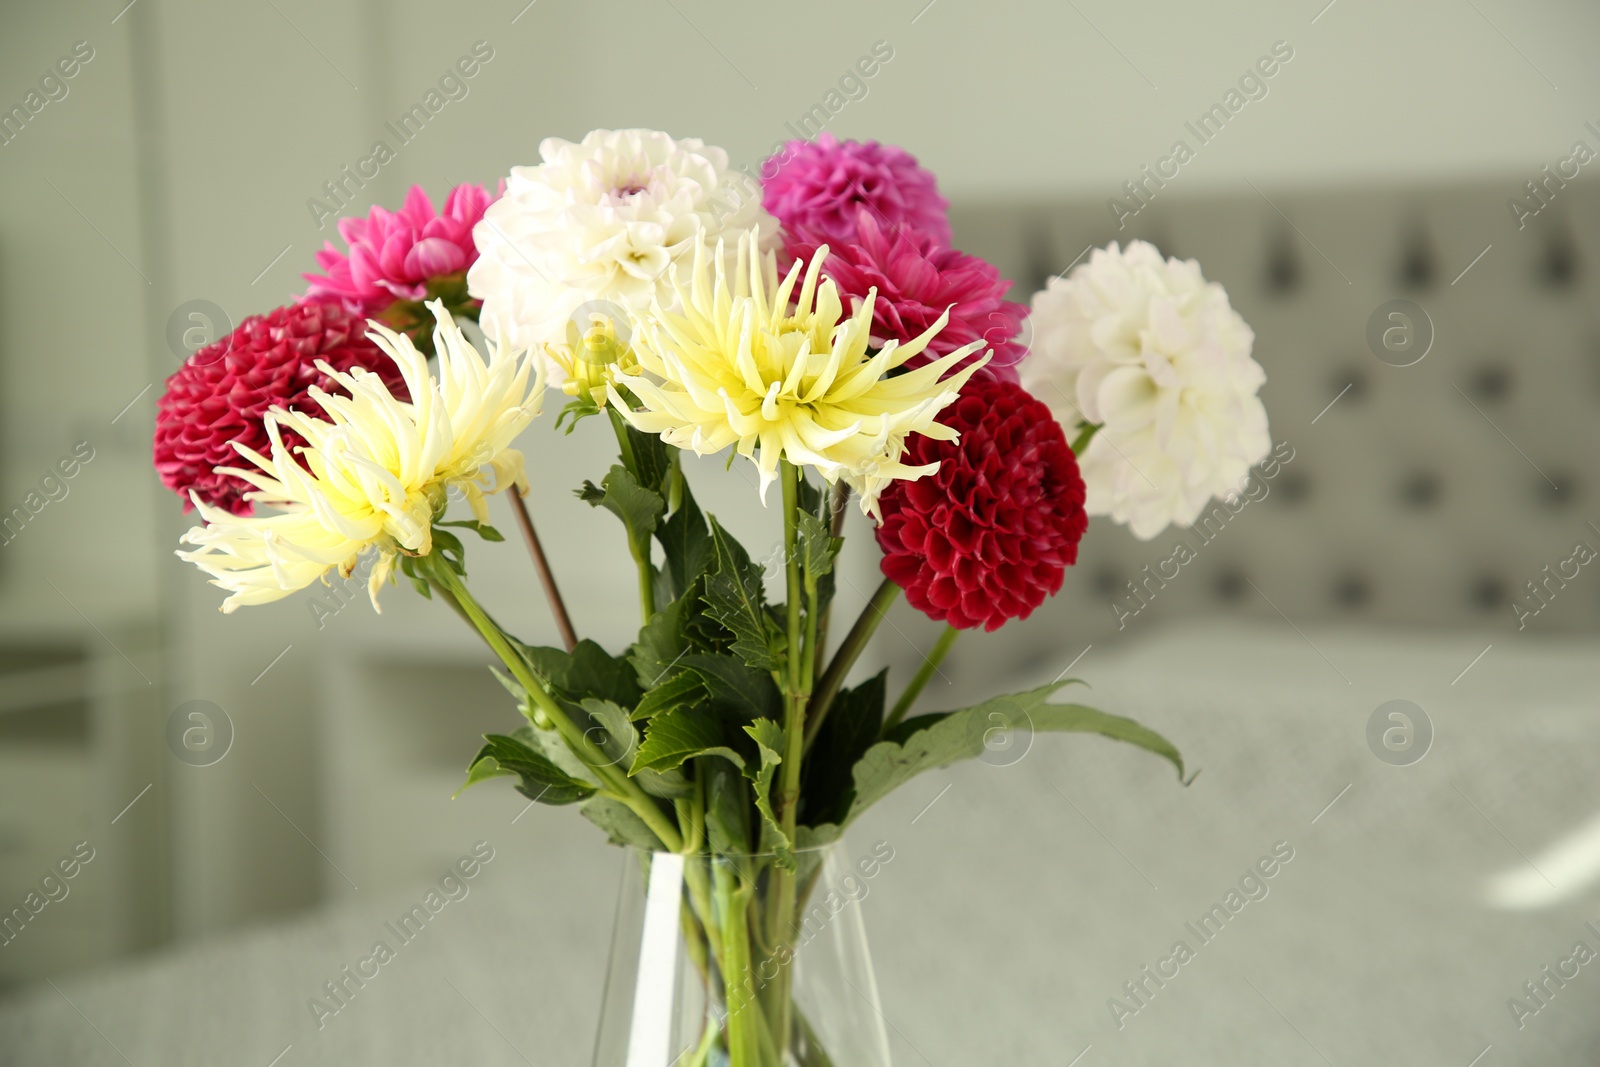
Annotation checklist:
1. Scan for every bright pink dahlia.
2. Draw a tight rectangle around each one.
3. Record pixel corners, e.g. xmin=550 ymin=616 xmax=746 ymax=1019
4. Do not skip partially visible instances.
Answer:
xmin=154 ymin=301 xmax=407 ymax=516
xmin=303 ymin=184 xmax=494 ymax=316
xmin=876 ymin=378 xmax=1087 ymax=632
xmin=789 ymin=213 xmax=1029 ymax=382
xmin=761 ymin=133 xmax=951 ymax=249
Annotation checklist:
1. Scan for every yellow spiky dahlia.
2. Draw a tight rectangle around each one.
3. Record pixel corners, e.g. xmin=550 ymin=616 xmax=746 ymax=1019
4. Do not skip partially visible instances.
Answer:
xmin=608 ymin=229 xmax=988 ymax=516
xmin=176 ymin=303 xmax=544 ymax=612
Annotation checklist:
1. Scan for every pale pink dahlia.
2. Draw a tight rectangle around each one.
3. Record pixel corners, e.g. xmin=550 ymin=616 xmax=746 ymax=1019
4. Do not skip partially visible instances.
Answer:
xmin=788 ymin=213 xmax=1029 ymax=382
xmin=761 ymin=134 xmax=951 ymax=248
xmin=303 ymin=184 xmax=494 ymax=317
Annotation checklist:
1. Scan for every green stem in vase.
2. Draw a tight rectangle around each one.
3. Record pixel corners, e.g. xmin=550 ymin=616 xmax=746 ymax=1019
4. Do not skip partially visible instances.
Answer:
xmin=882 ymin=623 xmax=961 ymax=733
xmin=715 ymin=862 xmax=767 ymax=1066
xmin=812 ymin=481 xmax=851 ymax=664
xmin=1070 ymin=421 xmax=1100 ymax=455
xmin=682 ymin=1013 xmax=722 ymax=1067
xmin=764 ymin=462 xmax=812 ymax=1058
xmin=804 ymin=577 xmax=901 ymax=753
xmin=426 ymin=557 xmax=684 ymax=852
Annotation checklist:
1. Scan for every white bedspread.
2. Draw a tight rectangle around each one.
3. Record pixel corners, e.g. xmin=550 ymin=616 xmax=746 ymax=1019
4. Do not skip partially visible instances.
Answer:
xmin=2 ymin=621 xmax=1596 ymax=1065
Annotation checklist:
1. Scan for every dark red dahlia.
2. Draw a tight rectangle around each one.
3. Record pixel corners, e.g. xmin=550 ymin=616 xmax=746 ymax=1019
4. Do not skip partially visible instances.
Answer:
xmin=153 ymin=300 xmax=407 ymax=515
xmin=787 ymin=212 xmax=1029 ymax=383
xmin=876 ymin=378 xmax=1087 ymax=632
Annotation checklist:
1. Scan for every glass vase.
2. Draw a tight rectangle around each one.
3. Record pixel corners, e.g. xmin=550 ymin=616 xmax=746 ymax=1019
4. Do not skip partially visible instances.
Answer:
xmin=591 ymin=840 xmax=895 ymax=1067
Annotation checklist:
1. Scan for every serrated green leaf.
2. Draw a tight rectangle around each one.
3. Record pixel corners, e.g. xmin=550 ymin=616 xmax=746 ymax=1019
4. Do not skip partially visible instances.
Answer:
xmin=629 ymin=597 xmax=693 ymax=690
xmin=743 ymin=718 xmax=792 ymax=866
xmin=842 ymin=684 xmax=1185 ymax=825
xmin=631 ymin=671 xmax=705 ymax=722
xmin=702 ymin=517 xmax=781 ymax=671
xmin=579 ymin=464 xmax=665 ymax=560
xmin=438 ymin=519 xmax=506 ymax=543
xmin=575 ymin=697 xmax=693 ymax=799
xmin=794 ymin=508 xmax=839 ymax=588
xmin=681 ymin=653 xmax=783 ymax=723
xmin=522 ymin=639 xmax=642 ymax=710
xmin=455 ymin=733 xmax=596 ymax=805
xmin=631 ymin=706 xmax=748 ymax=775
xmin=656 ymin=489 xmax=712 ymax=602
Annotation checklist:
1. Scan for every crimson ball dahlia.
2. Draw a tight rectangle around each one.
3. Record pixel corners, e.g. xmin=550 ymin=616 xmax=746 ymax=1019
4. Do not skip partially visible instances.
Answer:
xmin=875 ymin=377 xmax=1087 ymax=631
xmin=153 ymin=301 xmax=408 ymax=515
xmin=761 ymin=133 xmax=951 ymax=249
xmin=788 ymin=212 xmax=1029 ymax=382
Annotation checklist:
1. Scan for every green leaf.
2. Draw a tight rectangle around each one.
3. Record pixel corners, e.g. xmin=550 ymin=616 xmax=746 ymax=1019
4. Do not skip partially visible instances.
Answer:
xmin=656 ymin=489 xmax=713 ymax=601
xmin=744 ymin=718 xmax=792 ymax=866
xmin=397 ymin=554 xmax=432 ymax=598
xmin=795 ymin=823 xmax=841 ymax=850
xmin=555 ymin=394 xmax=602 ymax=434
xmin=430 ymin=527 xmax=468 ymax=574
xmin=579 ymin=697 xmax=637 ymax=767
xmin=794 ymin=508 xmax=839 ymax=588
xmin=703 ymin=758 xmax=752 ymax=855
xmin=579 ymin=464 xmax=665 ymax=559
xmin=631 ymin=706 xmax=748 ymax=774
xmin=610 ymin=410 xmax=673 ymax=495
xmin=437 ymin=519 xmax=506 ymax=543
xmin=629 ymin=597 xmax=693 ymax=690
xmin=701 ymin=517 xmax=782 ymax=672
xmin=801 ymin=669 xmax=886 ymax=827
xmin=580 ymin=795 xmax=666 ymax=850
xmin=682 ymin=653 xmax=783 ymax=723
xmin=575 ymin=697 xmax=691 ymax=800
xmin=842 ymin=684 xmax=1185 ymax=825
xmin=522 ymin=639 xmax=643 ymax=710
xmin=794 ymin=505 xmax=840 ymax=623
xmin=631 ymin=671 xmax=705 ymax=722
xmin=455 ymin=733 xmax=596 ymax=805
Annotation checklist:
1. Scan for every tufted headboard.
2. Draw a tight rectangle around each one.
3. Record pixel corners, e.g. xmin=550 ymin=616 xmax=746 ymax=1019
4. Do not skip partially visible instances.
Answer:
xmin=944 ymin=178 xmax=1600 ymax=658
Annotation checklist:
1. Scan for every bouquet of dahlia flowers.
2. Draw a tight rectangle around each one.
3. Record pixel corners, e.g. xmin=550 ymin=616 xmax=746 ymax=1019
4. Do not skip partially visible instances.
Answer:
xmin=156 ymin=129 xmax=1269 ymax=1065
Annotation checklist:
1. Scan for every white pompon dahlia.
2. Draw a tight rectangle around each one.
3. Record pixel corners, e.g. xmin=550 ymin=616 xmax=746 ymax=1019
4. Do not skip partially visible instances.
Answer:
xmin=1021 ymin=240 xmax=1270 ymax=541
xmin=467 ymin=129 xmax=777 ymax=353
xmin=176 ymin=303 xmax=544 ymax=613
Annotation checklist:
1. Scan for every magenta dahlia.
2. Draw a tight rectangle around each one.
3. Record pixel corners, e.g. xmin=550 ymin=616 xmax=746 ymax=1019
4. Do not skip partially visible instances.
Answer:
xmin=761 ymin=133 xmax=951 ymax=249
xmin=789 ymin=213 xmax=1029 ymax=382
xmin=876 ymin=378 xmax=1087 ymax=632
xmin=154 ymin=301 xmax=408 ymax=515
xmin=303 ymin=183 xmax=494 ymax=318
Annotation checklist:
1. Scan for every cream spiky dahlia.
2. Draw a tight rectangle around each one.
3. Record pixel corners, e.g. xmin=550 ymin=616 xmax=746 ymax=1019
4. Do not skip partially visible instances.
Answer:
xmin=468 ymin=128 xmax=777 ymax=354
xmin=609 ymin=229 xmax=988 ymax=516
xmin=176 ymin=302 xmax=544 ymax=612
xmin=1022 ymin=240 xmax=1270 ymax=540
